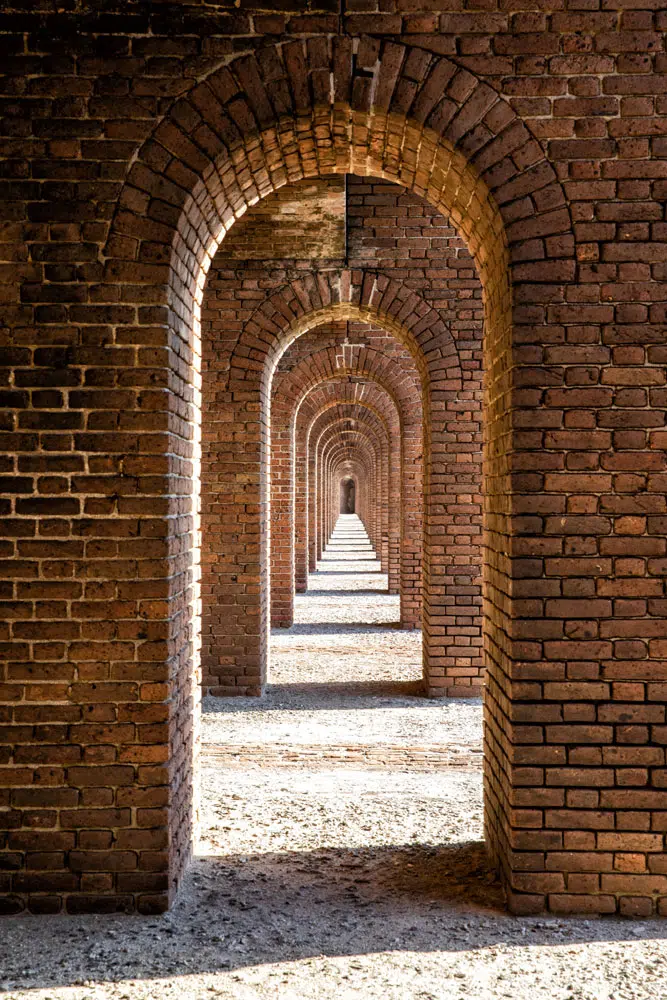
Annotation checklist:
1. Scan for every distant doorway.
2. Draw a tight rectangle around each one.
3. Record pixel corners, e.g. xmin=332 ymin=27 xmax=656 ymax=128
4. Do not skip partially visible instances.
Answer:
xmin=340 ymin=477 xmax=356 ymax=514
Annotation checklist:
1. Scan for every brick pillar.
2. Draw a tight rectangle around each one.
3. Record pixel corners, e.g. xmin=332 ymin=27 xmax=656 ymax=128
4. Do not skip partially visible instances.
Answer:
xmin=316 ymin=443 xmax=325 ymax=562
xmin=422 ymin=394 xmax=484 ymax=697
xmin=308 ymin=440 xmax=318 ymax=572
xmin=387 ymin=443 xmax=401 ymax=596
xmin=379 ymin=440 xmax=390 ymax=574
xmin=487 ymin=295 xmax=667 ymax=916
xmin=294 ymin=438 xmax=309 ymax=594
xmin=269 ymin=415 xmax=294 ymax=629
xmin=200 ymin=384 xmax=266 ymax=697
xmin=400 ymin=414 xmax=423 ymax=626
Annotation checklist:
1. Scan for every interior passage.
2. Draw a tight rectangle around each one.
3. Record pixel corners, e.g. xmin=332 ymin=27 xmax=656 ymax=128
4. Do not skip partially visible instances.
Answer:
xmin=153 ymin=526 xmax=488 ymax=996
xmin=203 ymin=512 xmax=483 ymax=765
xmin=269 ymin=514 xmax=421 ymax=689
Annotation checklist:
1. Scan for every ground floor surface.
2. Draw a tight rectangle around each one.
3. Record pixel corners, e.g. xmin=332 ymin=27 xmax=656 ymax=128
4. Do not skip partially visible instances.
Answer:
xmin=2 ymin=518 xmax=667 ymax=999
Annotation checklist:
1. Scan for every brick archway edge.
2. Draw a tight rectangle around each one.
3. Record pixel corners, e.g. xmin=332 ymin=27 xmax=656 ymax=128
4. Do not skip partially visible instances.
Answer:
xmin=271 ymin=345 xmax=423 ymax=628
xmin=102 ymin=37 xmax=577 ymax=915
xmin=2 ymin=32 xmax=612 ymax=920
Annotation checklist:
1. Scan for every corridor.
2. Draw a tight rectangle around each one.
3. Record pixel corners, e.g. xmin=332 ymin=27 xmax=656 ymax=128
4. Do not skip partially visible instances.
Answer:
xmin=203 ymin=511 xmax=483 ymax=759
xmin=271 ymin=513 xmax=422 ymax=690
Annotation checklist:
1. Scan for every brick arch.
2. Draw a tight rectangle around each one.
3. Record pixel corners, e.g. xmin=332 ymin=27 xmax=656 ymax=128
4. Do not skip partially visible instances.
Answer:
xmin=269 ymin=395 xmax=394 ymax=630
xmin=298 ymin=385 xmax=401 ymax=443
xmin=100 ymin=36 xmax=577 ymax=913
xmin=275 ymin=385 xmax=402 ymax=614
xmin=324 ymin=440 xmax=379 ymax=556
xmin=274 ymin=339 xmax=423 ymax=416
xmin=319 ymin=428 xmax=382 ymax=563
xmin=229 ymin=271 xmax=461 ymax=393
xmin=104 ymin=35 xmax=573 ymax=345
xmin=319 ymin=428 xmax=382 ymax=542
xmin=303 ymin=392 xmax=399 ymax=559
xmin=308 ymin=405 xmax=393 ymax=594
xmin=296 ymin=382 xmax=404 ymax=599
xmin=270 ymin=342 xmax=423 ymax=630
xmin=332 ymin=462 xmax=365 ymax=523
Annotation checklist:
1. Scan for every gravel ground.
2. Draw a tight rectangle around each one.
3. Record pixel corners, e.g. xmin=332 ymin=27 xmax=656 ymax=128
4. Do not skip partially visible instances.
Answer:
xmin=202 ymin=691 xmax=482 ymax=750
xmin=204 ymin=515 xmax=481 ymax=749
xmin=265 ymin=515 xmax=423 ymax=688
xmin=3 ymin=517 xmax=667 ymax=999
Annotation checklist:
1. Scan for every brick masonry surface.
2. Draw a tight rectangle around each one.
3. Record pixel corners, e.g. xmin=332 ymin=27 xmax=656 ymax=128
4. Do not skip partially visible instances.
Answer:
xmin=0 ymin=0 xmax=667 ymax=918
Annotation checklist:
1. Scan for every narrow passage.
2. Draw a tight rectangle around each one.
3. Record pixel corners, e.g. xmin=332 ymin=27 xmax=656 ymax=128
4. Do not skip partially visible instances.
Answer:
xmin=203 ymin=512 xmax=484 ymax=756
xmin=270 ymin=512 xmax=422 ymax=691
xmin=193 ymin=514 xmax=493 ymax=991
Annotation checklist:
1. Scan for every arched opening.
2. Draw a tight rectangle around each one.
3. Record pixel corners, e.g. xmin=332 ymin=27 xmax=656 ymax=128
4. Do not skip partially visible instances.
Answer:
xmin=271 ymin=325 xmax=424 ymax=624
xmin=195 ymin=161 xmax=490 ymax=905
xmin=340 ymin=478 xmax=356 ymax=514
xmin=89 ymin=38 xmax=577 ymax=914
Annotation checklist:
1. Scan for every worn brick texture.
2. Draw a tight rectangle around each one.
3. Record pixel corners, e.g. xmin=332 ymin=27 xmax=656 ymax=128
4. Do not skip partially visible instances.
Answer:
xmin=1 ymin=0 xmax=666 ymax=917
xmin=217 ymin=176 xmax=346 ymax=261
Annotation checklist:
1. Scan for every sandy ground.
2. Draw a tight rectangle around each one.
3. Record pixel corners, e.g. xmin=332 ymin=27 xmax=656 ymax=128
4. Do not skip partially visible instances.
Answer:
xmin=3 ymin=516 xmax=667 ymax=999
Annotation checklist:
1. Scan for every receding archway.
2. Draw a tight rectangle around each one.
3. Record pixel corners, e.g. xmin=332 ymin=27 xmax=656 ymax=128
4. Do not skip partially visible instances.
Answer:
xmin=96 ymin=38 xmax=576 ymax=914
xmin=271 ymin=328 xmax=424 ymax=630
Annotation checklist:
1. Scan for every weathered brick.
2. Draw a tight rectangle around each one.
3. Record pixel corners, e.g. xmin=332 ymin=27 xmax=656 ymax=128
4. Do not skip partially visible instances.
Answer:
xmin=0 ymin=10 xmax=665 ymax=921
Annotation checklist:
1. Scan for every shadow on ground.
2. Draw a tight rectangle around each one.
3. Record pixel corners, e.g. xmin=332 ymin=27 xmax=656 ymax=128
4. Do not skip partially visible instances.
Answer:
xmin=312 ymin=569 xmax=382 ymax=575
xmin=3 ymin=841 xmax=667 ymax=993
xmin=303 ymin=587 xmax=388 ymax=596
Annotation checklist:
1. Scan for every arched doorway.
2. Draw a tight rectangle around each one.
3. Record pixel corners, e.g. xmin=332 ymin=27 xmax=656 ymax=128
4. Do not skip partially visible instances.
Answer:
xmin=340 ymin=478 xmax=355 ymax=515
xmin=33 ymin=39 xmax=579 ymax=914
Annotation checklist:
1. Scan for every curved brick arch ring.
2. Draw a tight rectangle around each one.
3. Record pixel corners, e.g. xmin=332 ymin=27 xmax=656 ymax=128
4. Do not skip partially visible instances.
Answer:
xmin=315 ymin=422 xmax=388 ymax=567
xmin=270 ymin=392 xmax=397 ymax=629
xmin=318 ymin=429 xmax=382 ymax=556
xmin=308 ymin=404 xmax=394 ymax=586
xmin=101 ymin=37 xmax=578 ymax=914
xmin=104 ymin=35 xmax=573 ymax=355
xmin=269 ymin=322 xmax=424 ymax=632
xmin=276 ymin=339 xmax=423 ymax=423
xmin=231 ymin=271 xmax=461 ymax=394
xmin=294 ymin=380 xmax=408 ymax=599
xmin=319 ymin=428 xmax=383 ymax=555
xmin=298 ymin=390 xmax=401 ymax=590
xmin=299 ymin=385 xmax=401 ymax=439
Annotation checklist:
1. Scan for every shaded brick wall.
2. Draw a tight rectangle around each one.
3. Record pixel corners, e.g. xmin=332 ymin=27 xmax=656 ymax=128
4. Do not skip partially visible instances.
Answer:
xmin=0 ymin=3 xmax=666 ymax=918
xmin=219 ymin=177 xmax=345 ymax=261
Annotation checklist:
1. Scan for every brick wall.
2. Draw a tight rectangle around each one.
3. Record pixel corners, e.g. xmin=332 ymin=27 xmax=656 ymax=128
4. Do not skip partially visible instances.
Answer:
xmin=220 ymin=177 xmax=345 ymax=261
xmin=1 ymin=3 xmax=666 ymax=916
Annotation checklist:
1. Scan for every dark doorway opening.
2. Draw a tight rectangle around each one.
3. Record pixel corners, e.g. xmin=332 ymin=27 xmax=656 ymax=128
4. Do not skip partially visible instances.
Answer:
xmin=340 ymin=476 xmax=356 ymax=514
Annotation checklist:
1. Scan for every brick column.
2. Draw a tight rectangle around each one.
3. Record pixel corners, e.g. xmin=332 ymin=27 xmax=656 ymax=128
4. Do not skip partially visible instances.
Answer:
xmin=269 ymin=413 xmax=294 ymax=629
xmin=200 ymin=379 xmax=266 ymax=696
